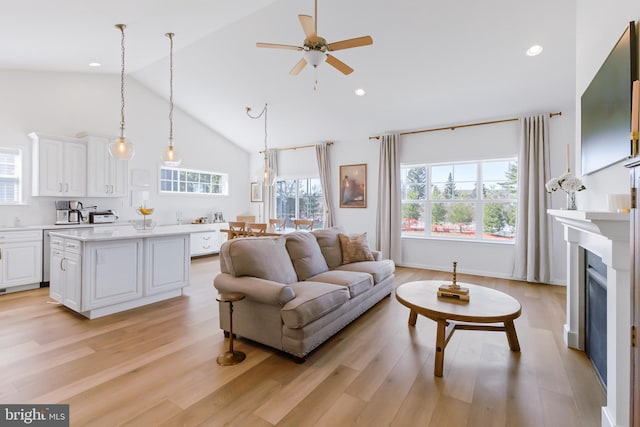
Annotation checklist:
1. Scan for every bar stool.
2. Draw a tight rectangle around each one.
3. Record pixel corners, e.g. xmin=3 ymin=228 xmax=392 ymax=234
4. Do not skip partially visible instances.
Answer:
xmin=216 ymin=292 xmax=246 ymax=365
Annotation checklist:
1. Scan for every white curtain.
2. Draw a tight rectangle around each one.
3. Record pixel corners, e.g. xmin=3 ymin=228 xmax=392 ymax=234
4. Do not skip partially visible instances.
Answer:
xmin=376 ymin=133 xmax=402 ymax=263
xmin=513 ymin=115 xmax=551 ymax=282
xmin=315 ymin=142 xmax=336 ymax=227
xmin=264 ymin=149 xmax=278 ymax=221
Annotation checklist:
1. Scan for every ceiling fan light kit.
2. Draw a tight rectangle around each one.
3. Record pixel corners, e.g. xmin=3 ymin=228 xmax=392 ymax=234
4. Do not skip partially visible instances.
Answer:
xmin=256 ymin=0 xmax=373 ymax=77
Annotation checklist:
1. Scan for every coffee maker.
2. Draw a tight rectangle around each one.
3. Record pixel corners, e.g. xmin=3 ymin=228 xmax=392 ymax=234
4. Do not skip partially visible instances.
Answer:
xmin=55 ymin=200 xmax=87 ymax=224
xmin=69 ymin=201 xmax=84 ymax=223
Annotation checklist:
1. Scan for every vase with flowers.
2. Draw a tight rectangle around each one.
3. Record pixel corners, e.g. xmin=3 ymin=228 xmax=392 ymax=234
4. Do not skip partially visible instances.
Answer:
xmin=545 ymin=172 xmax=586 ymax=210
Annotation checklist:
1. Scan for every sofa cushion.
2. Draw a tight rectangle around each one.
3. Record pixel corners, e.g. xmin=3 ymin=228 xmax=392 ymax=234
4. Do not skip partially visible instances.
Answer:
xmin=307 ymin=270 xmax=373 ymax=298
xmin=281 ymin=282 xmax=350 ymax=328
xmin=339 ymin=233 xmax=375 ymax=264
xmin=312 ymin=226 xmax=346 ymax=269
xmin=220 ymin=237 xmax=298 ymax=284
xmin=335 ymin=259 xmax=396 ymax=284
xmin=285 ymin=232 xmax=329 ymax=281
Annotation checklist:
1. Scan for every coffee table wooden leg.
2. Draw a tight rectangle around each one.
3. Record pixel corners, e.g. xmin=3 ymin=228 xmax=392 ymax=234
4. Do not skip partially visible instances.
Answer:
xmin=434 ymin=319 xmax=447 ymax=377
xmin=408 ymin=309 xmax=418 ymax=326
xmin=505 ymin=320 xmax=520 ymax=352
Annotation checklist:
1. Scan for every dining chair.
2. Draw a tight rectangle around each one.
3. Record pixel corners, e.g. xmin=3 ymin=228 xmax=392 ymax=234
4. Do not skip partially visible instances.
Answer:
xmin=245 ymin=223 xmax=267 ymax=237
xmin=228 ymin=221 xmax=247 ymax=239
xmin=236 ymin=215 xmax=256 ymax=223
xmin=269 ymin=218 xmax=286 ymax=231
xmin=294 ymin=219 xmax=314 ymax=231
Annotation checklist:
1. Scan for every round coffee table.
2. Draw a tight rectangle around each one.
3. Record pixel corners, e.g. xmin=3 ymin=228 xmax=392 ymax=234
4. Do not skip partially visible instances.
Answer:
xmin=395 ymin=280 xmax=521 ymax=377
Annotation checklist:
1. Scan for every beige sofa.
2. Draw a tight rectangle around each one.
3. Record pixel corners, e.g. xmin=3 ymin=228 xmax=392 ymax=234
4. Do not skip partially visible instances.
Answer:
xmin=214 ymin=227 xmax=395 ymax=360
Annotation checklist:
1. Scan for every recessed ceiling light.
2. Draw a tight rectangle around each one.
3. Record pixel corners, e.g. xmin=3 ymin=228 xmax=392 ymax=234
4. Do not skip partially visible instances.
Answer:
xmin=355 ymin=88 xmax=366 ymax=96
xmin=88 ymin=62 xmax=102 ymax=67
xmin=526 ymin=45 xmax=543 ymax=57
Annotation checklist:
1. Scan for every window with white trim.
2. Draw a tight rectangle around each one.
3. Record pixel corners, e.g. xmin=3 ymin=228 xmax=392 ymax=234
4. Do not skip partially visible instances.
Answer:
xmin=401 ymin=158 xmax=517 ymax=242
xmin=275 ymin=177 xmax=324 ymax=229
xmin=0 ymin=148 xmax=22 ymax=204
xmin=160 ymin=166 xmax=228 ymax=195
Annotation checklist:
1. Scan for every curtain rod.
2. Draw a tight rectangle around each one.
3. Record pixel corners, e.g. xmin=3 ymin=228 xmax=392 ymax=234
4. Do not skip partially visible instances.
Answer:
xmin=368 ymin=112 xmax=562 ymax=140
xmin=260 ymin=141 xmax=333 ymax=154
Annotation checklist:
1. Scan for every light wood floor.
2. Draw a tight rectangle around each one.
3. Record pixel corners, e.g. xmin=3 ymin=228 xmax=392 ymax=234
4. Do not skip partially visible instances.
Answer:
xmin=0 ymin=256 xmax=605 ymax=426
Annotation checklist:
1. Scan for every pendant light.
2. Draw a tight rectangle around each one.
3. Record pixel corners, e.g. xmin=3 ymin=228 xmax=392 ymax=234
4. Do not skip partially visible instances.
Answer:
xmin=246 ymin=103 xmax=275 ymax=187
xmin=161 ymin=32 xmax=182 ymax=166
xmin=109 ymin=24 xmax=135 ymax=160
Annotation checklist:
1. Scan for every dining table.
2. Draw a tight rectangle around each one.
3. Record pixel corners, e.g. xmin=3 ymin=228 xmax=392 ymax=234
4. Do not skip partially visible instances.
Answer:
xmin=220 ymin=226 xmax=302 ymax=240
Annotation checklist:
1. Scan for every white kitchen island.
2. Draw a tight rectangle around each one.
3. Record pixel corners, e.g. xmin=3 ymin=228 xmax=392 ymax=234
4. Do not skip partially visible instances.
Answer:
xmin=48 ymin=225 xmax=202 ymax=319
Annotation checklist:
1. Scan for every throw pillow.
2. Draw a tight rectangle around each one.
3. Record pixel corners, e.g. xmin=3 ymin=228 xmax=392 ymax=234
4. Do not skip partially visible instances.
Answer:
xmin=339 ymin=232 xmax=375 ymax=264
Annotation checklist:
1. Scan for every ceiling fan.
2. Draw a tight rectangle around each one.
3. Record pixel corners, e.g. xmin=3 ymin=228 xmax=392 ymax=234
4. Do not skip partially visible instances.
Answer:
xmin=256 ymin=0 xmax=373 ymax=76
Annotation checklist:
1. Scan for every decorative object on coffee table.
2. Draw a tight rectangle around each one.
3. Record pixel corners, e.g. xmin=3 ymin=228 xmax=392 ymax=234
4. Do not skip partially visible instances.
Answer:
xmin=437 ymin=261 xmax=470 ymax=301
xmin=216 ymin=292 xmax=246 ymax=366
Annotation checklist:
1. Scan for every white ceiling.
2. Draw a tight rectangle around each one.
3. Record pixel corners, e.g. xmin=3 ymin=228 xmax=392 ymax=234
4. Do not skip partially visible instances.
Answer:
xmin=0 ymin=0 xmax=576 ymax=154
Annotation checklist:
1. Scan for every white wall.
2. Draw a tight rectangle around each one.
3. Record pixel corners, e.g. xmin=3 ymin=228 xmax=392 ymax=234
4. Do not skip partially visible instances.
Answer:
xmin=576 ymin=2 xmax=640 ymax=210
xmin=0 ymin=70 xmax=250 ymax=228
xmin=270 ymin=109 xmax=574 ymax=282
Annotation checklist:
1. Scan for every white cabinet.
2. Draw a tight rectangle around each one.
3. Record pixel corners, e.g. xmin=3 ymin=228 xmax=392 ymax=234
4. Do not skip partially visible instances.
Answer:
xmin=83 ymin=239 xmax=143 ymax=310
xmin=30 ymin=133 xmax=87 ymax=197
xmin=48 ymin=229 xmax=190 ymax=319
xmin=86 ymin=135 xmax=127 ymax=197
xmin=190 ymin=223 xmax=228 ymax=256
xmin=145 ymin=235 xmax=189 ymax=295
xmin=0 ymin=230 xmax=42 ymax=293
xmin=48 ymin=236 xmax=81 ymax=311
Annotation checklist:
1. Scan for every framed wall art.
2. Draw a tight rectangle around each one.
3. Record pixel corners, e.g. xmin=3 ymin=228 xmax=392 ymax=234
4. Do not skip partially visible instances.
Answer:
xmin=250 ymin=181 xmax=263 ymax=202
xmin=339 ymin=163 xmax=367 ymax=208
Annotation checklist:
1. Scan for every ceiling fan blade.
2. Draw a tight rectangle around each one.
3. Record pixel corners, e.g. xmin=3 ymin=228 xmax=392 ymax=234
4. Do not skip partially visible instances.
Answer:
xmin=289 ymin=58 xmax=308 ymax=76
xmin=256 ymin=42 xmax=303 ymax=51
xmin=298 ymin=15 xmax=317 ymax=42
xmin=327 ymin=36 xmax=373 ymax=51
xmin=325 ymin=54 xmax=354 ymax=75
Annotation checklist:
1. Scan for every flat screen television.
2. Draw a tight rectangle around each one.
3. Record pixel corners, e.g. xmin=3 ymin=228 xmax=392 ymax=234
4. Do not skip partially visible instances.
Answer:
xmin=581 ymin=21 xmax=637 ymax=175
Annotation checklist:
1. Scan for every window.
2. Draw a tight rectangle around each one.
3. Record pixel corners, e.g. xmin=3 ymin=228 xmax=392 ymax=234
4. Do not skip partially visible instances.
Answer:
xmin=401 ymin=158 xmax=517 ymax=242
xmin=0 ymin=148 xmax=22 ymax=204
xmin=275 ymin=178 xmax=324 ymax=228
xmin=160 ymin=166 xmax=228 ymax=195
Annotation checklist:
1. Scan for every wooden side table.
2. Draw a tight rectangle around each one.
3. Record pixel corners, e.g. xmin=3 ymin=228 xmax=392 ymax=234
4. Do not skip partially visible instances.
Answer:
xmin=216 ymin=292 xmax=246 ymax=366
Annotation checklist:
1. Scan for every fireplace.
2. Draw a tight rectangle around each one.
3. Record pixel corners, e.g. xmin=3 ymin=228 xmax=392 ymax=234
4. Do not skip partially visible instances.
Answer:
xmin=585 ymin=250 xmax=607 ymax=387
xmin=548 ymin=209 xmax=630 ymax=427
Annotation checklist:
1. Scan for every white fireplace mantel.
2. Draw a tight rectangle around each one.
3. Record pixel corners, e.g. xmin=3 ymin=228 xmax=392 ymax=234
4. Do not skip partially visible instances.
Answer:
xmin=548 ymin=209 xmax=630 ymax=427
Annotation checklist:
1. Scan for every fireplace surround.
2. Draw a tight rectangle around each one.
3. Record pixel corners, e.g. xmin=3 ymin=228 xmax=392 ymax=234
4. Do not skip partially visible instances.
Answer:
xmin=548 ymin=209 xmax=630 ymax=427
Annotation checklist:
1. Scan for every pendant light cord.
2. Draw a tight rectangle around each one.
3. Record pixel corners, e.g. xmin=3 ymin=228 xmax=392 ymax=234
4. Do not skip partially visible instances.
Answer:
xmin=166 ymin=33 xmax=174 ymax=146
xmin=116 ymin=24 xmax=126 ymax=139
xmin=246 ymin=103 xmax=269 ymax=157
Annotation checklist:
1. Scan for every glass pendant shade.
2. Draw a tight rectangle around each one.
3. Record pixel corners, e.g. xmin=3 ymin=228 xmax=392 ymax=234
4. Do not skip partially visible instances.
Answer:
xmin=161 ymin=143 xmax=182 ymax=166
xmin=109 ymin=136 xmax=135 ymax=160
xmin=256 ymin=162 xmax=276 ymax=186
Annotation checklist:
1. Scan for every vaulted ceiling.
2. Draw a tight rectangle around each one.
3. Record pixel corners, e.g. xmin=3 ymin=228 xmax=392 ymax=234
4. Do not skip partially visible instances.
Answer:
xmin=0 ymin=0 xmax=576 ymax=153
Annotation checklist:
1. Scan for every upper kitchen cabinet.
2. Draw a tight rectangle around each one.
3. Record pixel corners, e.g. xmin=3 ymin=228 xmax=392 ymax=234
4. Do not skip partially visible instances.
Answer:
xmin=30 ymin=132 xmax=87 ymax=197
xmin=85 ymin=135 xmax=127 ymax=197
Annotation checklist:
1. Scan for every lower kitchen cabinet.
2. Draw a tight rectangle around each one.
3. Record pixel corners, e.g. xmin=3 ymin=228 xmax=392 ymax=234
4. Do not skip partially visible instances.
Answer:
xmin=0 ymin=230 xmax=42 ymax=294
xmin=190 ymin=223 xmax=228 ymax=256
xmin=48 ymin=228 xmax=190 ymax=319
xmin=83 ymin=239 xmax=143 ymax=310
